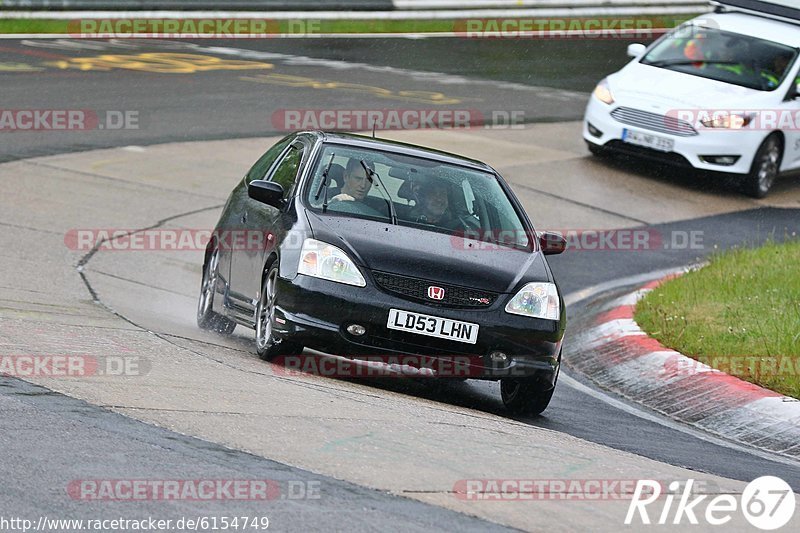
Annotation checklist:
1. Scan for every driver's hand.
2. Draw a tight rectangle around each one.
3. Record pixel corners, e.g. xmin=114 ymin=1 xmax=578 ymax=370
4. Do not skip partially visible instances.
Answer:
xmin=330 ymin=194 xmax=355 ymax=202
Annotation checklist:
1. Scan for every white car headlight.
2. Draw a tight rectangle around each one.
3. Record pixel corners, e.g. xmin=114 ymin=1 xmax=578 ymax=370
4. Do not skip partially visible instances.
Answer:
xmin=700 ymin=113 xmax=754 ymax=129
xmin=505 ymin=282 xmax=560 ymax=320
xmin=298 ymin=238 xmax=366 ymax=287
xmin=593 ymin=78 xmax=615 ymax=105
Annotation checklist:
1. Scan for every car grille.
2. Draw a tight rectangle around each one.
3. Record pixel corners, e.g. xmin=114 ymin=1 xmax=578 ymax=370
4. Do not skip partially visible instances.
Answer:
xmin=371 ymin=271 xmax=496 ymax=308
xmin=610 ymin=106 xmax=697 ymax=137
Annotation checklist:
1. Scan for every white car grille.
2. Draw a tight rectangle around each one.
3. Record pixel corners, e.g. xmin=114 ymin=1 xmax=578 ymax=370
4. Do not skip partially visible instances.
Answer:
xmin=611 ymin=106 xmax=698 ymax=137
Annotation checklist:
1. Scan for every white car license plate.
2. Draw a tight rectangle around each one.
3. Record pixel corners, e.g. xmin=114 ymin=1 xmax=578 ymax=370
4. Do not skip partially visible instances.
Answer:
xmin=622 ymin=128 xmax=674 ymax=152
xmin=386 ymin=309 xmax=479 ymax=344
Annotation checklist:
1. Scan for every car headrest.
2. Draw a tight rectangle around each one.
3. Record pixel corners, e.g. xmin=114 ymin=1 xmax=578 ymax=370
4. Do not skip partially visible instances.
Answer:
xmin=397 ymin=178 xmax=418 ymax=201
xmin=398 ymin=175 xmax=457 ymax=203
xmin=328 ymin=163 xmax=345 ymax=188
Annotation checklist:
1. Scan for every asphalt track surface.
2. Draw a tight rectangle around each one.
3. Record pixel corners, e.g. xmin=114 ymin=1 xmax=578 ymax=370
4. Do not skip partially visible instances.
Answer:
xmin=0 ymin=37 xmax=601 ymax=161
xmin=2 ymin=37 xmax=800 ymax=530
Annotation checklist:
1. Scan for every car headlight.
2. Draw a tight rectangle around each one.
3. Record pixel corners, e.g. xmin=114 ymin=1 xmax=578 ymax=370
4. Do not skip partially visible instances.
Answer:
xmin=700 ymin=113 xmax=754 ymax=129
xmin=298 ymin=238 xmax=366 ymax=287
xmin=593 ymin=78 xmax=614 ymax=105
xmin=505 ymin=282 xmax=560 ymax=320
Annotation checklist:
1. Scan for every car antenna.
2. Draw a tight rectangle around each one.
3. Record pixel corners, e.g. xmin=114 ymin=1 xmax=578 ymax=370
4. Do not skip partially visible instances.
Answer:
xmin=372 ymin=119 xmax=376 ymax=139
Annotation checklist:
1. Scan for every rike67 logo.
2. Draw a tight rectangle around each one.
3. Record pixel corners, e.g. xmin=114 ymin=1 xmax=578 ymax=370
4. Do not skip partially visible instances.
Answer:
xmin=626 ymin=477 xmax=795 ymax=529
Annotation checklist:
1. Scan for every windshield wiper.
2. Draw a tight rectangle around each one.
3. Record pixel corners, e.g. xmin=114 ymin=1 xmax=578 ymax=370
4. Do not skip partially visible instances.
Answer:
xmin=360 ymin=160 xmax=397 ymax=225
xmin=315 ymin=152 xmax=335 ymax=213
xmin=643 ymin=59 xmax=743 ymax=67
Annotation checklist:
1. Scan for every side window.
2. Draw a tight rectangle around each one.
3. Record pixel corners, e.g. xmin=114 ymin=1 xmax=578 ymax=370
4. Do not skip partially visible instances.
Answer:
xmin=246 ymin=135 xmax=293 ymax=183
xmin=269 ymin=144 xmax=306 ymax=198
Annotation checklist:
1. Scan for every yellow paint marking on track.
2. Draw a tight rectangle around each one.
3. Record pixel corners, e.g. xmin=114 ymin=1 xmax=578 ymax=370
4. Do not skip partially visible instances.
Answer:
xmin=240 ymin=73 xmax=473 ymax=105
xmin=89 ymin=158 xmax=127 ymax=173
xmin=0 ymin=62 xmax=44 ymax=72
xmin=43 ymin=53 xmax=273 ymax=74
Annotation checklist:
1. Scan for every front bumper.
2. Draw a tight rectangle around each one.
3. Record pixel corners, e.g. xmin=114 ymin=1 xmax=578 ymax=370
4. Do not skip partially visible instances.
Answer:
xmin=583 ymin=96 xmax=766 ymax=175
xmin=272 ymin=273 xmax=564 ymax=382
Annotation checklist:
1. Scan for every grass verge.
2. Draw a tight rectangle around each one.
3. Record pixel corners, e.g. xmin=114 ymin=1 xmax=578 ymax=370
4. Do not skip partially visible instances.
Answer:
xmin=635 ymin=239 xmax=800 ymax=399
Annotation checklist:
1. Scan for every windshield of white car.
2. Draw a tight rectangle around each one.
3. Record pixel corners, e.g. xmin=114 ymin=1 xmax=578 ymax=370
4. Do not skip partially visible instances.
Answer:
xmin=305 ymin=144 xmax=531 ymax=250
xmin=641 ymin=26 xmax=799 ymax=91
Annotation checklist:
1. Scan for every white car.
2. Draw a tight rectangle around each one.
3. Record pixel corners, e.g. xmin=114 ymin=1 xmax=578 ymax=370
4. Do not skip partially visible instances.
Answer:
xmin=583 ymin=0 xmax=800 ymax=197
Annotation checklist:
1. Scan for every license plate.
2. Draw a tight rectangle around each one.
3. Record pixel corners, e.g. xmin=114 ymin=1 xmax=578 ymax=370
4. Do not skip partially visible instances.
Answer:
xmin=622 ymin=128 xmax=674 ymax=152
xmin=386 ymin=309 xmax=479 ymax=344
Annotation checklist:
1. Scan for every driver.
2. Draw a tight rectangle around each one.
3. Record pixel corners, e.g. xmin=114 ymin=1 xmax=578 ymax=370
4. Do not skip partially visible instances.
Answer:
xmin=329 ymin=159 xmax=372 ymax=203
xmin=759 ymin=51 xmax=793 ymax=89
xmin=772 ymin=51 xmax=792 ymax=78
xmin=767 ymin=51 xmax=800 ymax=87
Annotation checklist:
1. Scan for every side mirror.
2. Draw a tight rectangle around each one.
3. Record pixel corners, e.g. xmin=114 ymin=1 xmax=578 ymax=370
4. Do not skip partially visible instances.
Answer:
xmin=791 ymin=82 xmax=800 ymax=100
xmin=539 ymin=232 xmax=567 ymax=256
xmin=248 ymin=180 xmax=284 ymax=208
xmin=627 ymin=43 xmax=646 ymax=59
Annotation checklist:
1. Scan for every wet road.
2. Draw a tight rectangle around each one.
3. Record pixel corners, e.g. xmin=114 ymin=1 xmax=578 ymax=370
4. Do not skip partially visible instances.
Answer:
xmin=2 ymin=35 xmax=800 ymax=531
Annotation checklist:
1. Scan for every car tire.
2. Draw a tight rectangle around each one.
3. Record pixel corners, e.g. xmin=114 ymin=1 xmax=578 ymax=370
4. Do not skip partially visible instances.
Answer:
xmin=744 ymin=134 xmax=782 ymax=198
xmin=500 ymin=355 xmax=560 ymax=415
xmin=197 ymin=245 xmax=236 ymax=335
xmin=255 ymin=265 xmax=303 ymax=361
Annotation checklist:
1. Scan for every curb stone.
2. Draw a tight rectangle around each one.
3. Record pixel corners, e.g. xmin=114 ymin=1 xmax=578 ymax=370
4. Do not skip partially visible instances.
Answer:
xmin=566 ymin=274 xmax=800 ymax=461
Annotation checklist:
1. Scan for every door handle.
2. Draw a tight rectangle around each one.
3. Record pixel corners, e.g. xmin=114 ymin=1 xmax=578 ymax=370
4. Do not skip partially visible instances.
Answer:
xmin=241 ymin=211 xmax=248 ymax=224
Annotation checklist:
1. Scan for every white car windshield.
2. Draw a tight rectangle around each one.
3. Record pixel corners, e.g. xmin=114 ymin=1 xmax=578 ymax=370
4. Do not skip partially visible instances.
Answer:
xmin=641 ymin=25 xmax=799 ymax=91
xmin=306 ymin=143 xmax=530 ymax=249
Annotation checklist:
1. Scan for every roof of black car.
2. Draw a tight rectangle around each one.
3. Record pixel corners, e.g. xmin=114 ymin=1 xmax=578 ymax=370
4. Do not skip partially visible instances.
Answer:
xmin=310 ymin=131 xmax=495 ymax=173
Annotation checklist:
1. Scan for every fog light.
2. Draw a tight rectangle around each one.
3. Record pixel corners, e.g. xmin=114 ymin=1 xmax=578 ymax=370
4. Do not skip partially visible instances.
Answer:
xmin=587 ymin=122 xmax=603 ymax=138
xmin=489 ymin=351 xmax=508 ymax=364
xmin=699 ymin=155 xmax=740 ymax=166
xmin=347 ymin=324 xmax=366 ymax=336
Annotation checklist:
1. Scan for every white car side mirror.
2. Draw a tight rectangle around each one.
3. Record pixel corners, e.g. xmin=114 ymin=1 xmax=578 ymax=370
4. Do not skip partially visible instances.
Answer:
xmin=627 ymin=43 xmax=646 ymax=58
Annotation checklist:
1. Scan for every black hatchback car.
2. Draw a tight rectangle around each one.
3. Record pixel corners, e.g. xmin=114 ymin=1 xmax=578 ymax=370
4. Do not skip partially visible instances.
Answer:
xmin=198 ymin=131 xmax=567 ymax=414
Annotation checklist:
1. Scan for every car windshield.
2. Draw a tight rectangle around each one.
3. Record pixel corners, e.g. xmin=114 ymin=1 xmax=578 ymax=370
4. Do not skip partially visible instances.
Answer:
xmin=641 ymin=25 xmax=799 ymax=91
xmin=305 ymin=143 xmax=530 ymax=249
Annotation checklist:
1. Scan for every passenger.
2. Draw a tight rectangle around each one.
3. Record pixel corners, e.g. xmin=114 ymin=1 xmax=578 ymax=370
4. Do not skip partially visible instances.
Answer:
xmin=409 ymin=179 xmax=458 ymax=228
xmin=683 ymin=34 xmax=706 ymax=63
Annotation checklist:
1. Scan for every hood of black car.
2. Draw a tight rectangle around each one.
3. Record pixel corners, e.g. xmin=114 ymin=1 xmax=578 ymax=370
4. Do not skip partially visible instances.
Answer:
xmin=305 ymin=211 xmax=550 ymax=294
